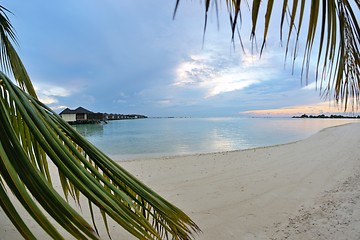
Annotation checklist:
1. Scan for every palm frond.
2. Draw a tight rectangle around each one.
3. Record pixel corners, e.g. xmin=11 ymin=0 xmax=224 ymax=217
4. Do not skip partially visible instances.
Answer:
xmin=0 ymin=5 xmax=199 ymax=239
xmin=0 ymin=71 xmax=200 ymax=239
xmin=0 ymin=6 xmax=37 ymax=98
xmin=174 ymin=0 xmax=360 ymax=110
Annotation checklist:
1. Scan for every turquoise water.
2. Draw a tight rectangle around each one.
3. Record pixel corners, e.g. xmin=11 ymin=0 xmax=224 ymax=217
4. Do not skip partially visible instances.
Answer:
xmin=72 ymin=117 xmax=358 ymax=160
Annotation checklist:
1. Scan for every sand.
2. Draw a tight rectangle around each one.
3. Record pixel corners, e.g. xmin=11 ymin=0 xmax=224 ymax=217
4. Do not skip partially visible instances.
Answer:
xmin=1 ymin=122 xmax=360 ymax=239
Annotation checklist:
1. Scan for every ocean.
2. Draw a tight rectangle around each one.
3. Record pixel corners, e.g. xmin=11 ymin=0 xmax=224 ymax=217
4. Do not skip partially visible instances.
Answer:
xmin=72 ymin=117 xmax=358 ymax=161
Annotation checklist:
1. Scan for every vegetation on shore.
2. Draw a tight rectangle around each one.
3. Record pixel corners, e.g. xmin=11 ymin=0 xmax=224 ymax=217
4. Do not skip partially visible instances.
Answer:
xmin=293 ymin=114 xmax=360 ymax=119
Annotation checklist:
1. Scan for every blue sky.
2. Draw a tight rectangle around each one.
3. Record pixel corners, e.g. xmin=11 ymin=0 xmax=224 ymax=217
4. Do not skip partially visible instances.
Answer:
xmin=2 ymin=1 xmax=349 ymax=117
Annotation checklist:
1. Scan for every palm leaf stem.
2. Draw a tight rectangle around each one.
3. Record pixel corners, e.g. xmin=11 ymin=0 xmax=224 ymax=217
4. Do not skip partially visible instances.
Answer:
xmin=1 ymin=70 xmax=200 ymax=239
xmin=1 ymin=73 xmax=157 ymax=239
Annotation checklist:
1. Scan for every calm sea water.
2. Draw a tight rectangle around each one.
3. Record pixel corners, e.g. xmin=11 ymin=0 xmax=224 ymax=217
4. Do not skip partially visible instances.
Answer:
xmin=72 ymin=117 xmax=358 ymax=160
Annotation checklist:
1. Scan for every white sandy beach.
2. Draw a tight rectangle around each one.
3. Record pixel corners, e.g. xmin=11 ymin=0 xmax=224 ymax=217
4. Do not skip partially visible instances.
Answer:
xmin=1 ymin=122 xmax=360 ymax=239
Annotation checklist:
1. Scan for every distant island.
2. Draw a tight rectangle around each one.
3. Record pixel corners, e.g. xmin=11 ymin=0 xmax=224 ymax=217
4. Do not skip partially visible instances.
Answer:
xmin=59 ymin=107 xmax=147 ymax=124
xmin=292 ymin=114 xmax=360 ymax=119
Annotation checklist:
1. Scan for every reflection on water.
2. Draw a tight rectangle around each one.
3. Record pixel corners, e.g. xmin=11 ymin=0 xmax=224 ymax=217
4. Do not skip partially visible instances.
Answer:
xmin=73 ymin=124 xmax=104 ymax=137
xmin=71 ymin=118 xmax=359 ymax=160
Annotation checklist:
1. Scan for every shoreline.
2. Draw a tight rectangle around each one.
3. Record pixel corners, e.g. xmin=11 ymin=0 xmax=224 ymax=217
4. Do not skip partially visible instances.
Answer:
xmin=112 ymin=120 xmax=359 ymax=163
xmin=1 ymin=122 xmax=359 ymax=239
xmin=119 ymin=122 xmax=360 ymax=239
xmin=116 ymin=122 xmax=356 ymax=163
xmin=99 ymin=118 xmax=360 ymax=162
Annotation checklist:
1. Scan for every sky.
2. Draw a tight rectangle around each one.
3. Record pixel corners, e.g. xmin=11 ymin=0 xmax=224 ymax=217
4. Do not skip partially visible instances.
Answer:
xmin=2 ymin=1 xmax=355 ymax=117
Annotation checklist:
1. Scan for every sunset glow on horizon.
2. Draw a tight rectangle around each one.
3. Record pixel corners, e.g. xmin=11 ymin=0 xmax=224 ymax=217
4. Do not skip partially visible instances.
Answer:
xmin=240 ymin=101 xmax=356 ymax=117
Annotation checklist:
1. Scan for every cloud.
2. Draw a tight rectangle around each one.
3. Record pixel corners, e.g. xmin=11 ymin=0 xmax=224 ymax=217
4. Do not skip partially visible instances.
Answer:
xmin=301 ymin=81 xmax=317 ymax=90
xmin=34 ymin=81 xmax=81 ymax=107
xmin=38 ymin=96 xmax=58 ymax=105
xmin=173 ymin=46 xmax=286 ymax=99
xmin=37 ymin=85 xmax=70 ymax=97
xmin=5 ymin=1 xmax=347 ymax=117
xmin=51 ymin=105 xmax=68 ymax=111
xmin=206 ymin=72 xmax=260 ymax=97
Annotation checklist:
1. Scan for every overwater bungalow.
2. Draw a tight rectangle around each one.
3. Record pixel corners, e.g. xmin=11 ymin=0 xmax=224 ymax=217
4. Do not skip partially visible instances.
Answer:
xmin=59 ymin=107 xmax=104 ymax=124
xmin=60 ymin=107 xmax=147 ymax=124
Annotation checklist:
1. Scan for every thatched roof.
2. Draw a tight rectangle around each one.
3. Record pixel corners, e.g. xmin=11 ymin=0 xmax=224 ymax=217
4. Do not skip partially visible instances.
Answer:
xmin=59 ymin=107 xmax=93 ymax=115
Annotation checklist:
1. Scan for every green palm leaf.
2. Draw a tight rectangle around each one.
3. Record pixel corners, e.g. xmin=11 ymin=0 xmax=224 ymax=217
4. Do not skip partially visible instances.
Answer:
xmin=0 ymin=71 xmax=199 ymax=239
xmin=175 ymin=0 xmax=360 ymax=110
xmin=0 ymin=6 xmax=37 ymax=98
xmin=0 ymin=70 xmax=200 ymax=239
xmin=0 ymin=6 xmax=199 ymax=240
